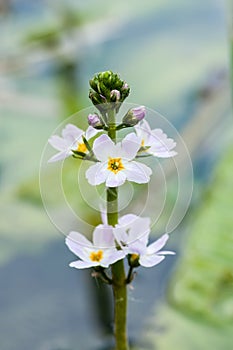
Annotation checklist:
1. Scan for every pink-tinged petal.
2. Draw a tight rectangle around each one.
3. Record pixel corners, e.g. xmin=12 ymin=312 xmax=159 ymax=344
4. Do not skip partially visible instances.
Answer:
xmin=48 ymin=135 xmax=67 ymax=151
xmin=146 ymin=234 xmax=169 ymax=255
xmin=62 ymin=124 xmax=83 ymax=142
xmin=121 ymin=133 xmax=141 ymax=160
xmin=102 ymin=250 xmax=126 ymax=267
xmin=69 ymin=260 xmax=96 ymax=269
xmin=93 ymin=224 xmax=115 ymax=248
xmin=85 ymin=126 xmax=100 ymax=140
xmin=48 ymin=150 xmax=72 ymax=163
xmin=125 ymin=161 xmax=152 ymax=184
xmin=139 ymin=254 xmax=165 ymax=267
xmin=92 ymin=134 xmax=115 ymax=161
xmin=105 ymin=170 xmax=127 ymax=187
xmin=86 ymin=162 xmax=109 ymax=185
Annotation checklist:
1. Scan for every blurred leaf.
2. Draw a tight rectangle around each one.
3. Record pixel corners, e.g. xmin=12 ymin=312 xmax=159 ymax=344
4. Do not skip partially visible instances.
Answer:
xmin=144 ymin=140 xmax=233 ymax=348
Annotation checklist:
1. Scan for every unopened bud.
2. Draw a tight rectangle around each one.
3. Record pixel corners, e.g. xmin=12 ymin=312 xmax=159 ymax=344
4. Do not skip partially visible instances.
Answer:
xmin=122 ymin=82 xmax=129 ymax=90
xmin=128 ymin=253 xmax=140 ymax=268
xmin=87 ymin=113 xmax=104 ymax=129
xmin=89 ymin=71 xmax=130 ymax=109
xmin=110 ymin=89 xmax=121 ymax=102
xmin=122 ymin=106 xmax=146 ymax=126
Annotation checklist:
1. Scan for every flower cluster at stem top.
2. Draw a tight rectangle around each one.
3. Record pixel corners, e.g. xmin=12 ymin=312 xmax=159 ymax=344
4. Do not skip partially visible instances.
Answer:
xmin=48 ymin=71 xmax=177 ymax=273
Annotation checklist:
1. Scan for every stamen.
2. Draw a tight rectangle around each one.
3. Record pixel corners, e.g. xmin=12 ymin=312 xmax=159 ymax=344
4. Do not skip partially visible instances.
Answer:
xmin=90 ymin=250 xmax=103 ymax=262
xmin=77 ymin=142 xmax=87 ymax=153
xmin=107 ymin=157 xmax=124 ymax=174
xmin=131 ymin=253 xmax=139 ymax=260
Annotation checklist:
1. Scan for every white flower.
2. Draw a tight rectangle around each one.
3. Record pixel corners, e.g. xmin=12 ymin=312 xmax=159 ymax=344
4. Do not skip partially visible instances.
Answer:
xmin=66 ymin=224 xmax=126 ymax=269
xmin=86 ymin=133 xmax=152 ymax=187
xmin=113 ymin=214 xmax=151 ymax=249
xmin=48 ymin=124 xmax=99 ymax=163
xmin=113 ymin=214 xmax=175 ymax=268
xmin=135 ymin=120 xmax=177 ymax=158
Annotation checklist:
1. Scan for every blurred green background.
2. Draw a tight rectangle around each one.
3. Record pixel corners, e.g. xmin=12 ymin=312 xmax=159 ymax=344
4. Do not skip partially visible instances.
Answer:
xmin=0 ymin=0 xmax=232 ymax=349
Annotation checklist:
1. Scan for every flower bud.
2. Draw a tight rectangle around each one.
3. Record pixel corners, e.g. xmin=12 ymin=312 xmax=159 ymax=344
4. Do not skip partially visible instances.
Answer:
xmin=110 ymin=89 xmax=121 ymax=102
xmin=87 ymin=113 xmax=105 ymax=129
xmin=122 ymin=82 xmax=129 ymax=90
xmin=89 ymin=71 xmax=130 ymax=109
xmin=122 ymin=106 xmax=146 ymax=126
xmin=128 ymin=254 xmax=140 ymax=268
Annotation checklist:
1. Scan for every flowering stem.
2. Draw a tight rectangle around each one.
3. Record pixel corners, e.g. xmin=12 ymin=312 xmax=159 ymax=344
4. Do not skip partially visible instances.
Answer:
xmin=107 ymin=108 xmax=129 ymax=350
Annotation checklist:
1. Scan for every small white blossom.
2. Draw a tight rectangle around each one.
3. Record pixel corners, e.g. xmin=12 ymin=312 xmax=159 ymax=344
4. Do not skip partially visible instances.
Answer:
xmin=48 ymin=124 xmax=99 ymax=163
xmin=135 ymin=120 xmax=177 ymax=158
xmin=66 ymin=224 xmax=126 ymax=269
xmin=86 ymin=133 xmax=152 ymax=187
xmin=114 ymin=214 xmax=175 ymax=268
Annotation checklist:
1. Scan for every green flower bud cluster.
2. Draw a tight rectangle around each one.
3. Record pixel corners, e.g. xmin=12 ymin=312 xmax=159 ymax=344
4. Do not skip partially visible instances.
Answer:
xmin=89 ymin=71 xmax=130 ymax=113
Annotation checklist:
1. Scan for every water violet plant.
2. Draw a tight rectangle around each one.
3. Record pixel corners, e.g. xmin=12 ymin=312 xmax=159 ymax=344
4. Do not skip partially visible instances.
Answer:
xmin=47 ymin=71 xmax=177 ymax=350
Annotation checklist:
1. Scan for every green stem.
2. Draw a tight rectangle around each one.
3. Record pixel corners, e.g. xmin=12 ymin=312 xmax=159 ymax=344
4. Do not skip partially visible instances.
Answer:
xmin=107 ymin=108 xmax=129 ymax=350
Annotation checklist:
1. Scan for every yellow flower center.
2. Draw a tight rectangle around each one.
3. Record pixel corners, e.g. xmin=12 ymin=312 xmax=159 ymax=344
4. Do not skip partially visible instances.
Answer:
xmin=141 ymin=139 xmax=145 ymax=147
xmin=131 ymin=253 xmax=139 ymax=261
xmin=77 ymin=142 xmax=87 ymax=153
xmin=90 ymin=250 xmax=103 ymax=262
xmin=107 ymin=157 xmax=125 ymax=174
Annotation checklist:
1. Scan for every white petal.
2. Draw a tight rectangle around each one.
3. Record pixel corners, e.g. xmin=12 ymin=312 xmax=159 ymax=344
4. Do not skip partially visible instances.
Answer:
xmin=86 ymin=162 xmax=109 ymax=186
xmin=92 ymin=134 xmax=115 ymax=161
xmin=62 ymin=124 xmax=83 ymax=143
xmin=140 ymin=119 xmax=152 ymax=133
xmin=149 ymin=148 xmax=177 ymax=158
xmin=121 ymin=133 xmax=141 ymax=160
xmin=93 ymin=224 xmax=115 ymax=248
xmin=66 ymin=231 xmax=92 ymax=260
xmin=146 ymin=234 xmax=169 ymax=254
xmin=105 ymin=170 xmax=127 ymax=187
xmin=48 ymin=135 xmax=67 ymax=151
xmin=129 ymin=220 xmax=150 ymax=245
xmin=152 ymin=129 xmax=175 ymax=146
xmin=100 ymin=206 xmax=108 ymax=225
xmin=148 ymin=130 xmax=177 ymax=158
xmin=134 ymin=120 xmax=152 ymax=143
xmin=67 ymin=231 xmax=92 ymax=246
xmin=102 ymin=250 xmax=126 ymax=267
xmin=117 ymin=214 xmax=150 ymax=246
xmin=69 ymin=260 xmax=96 ymax=269
xmin=157 ymin=250 xmax=175 ymax=255
xmin=139 ymin=254 xmax=165 ymax=267
xmin=125 ymin=161 xmax=152 ymax=184
xmin=118 ymin=214 xmax=139 ymax=227
xmin=48 ymin=150 xmax=72 ymax=163
xmin=85 ymin=126 xmax=100 ymax=140
xmin=128 ymin=240 xmax=147 ymax=255
xmin=113 ymin=226 xmax=129 ymax=247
